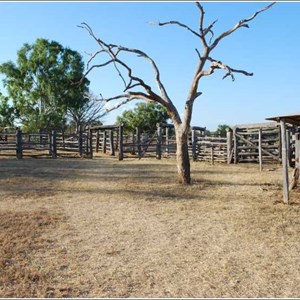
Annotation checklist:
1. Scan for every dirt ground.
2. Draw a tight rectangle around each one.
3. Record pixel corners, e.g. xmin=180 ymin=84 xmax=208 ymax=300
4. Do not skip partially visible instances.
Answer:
xmin=1 ymin=155 xmax=300 ymax=298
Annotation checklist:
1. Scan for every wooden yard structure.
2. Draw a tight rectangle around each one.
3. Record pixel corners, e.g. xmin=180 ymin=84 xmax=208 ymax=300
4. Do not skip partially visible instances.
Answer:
xmin=227 ymin=122 xmax=282 ymax=169
xmin=266 ymin=113 xmax=300 ymax=204
xmin=0 ymin=122 xmax=289 ymax=167
xmin=2 ymin=120 xmax=299 ymax=194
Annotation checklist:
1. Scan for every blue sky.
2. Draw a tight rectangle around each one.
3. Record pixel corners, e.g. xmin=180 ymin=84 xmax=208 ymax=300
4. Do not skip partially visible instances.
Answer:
xmin=0 ymin=1 xmax=299 ymax=130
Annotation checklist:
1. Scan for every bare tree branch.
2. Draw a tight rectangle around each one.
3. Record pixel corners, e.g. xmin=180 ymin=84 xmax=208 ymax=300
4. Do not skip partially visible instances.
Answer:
xmin=105 ymin=98 xmax=133 ymax=112
xmin=157 ymin=20 xmax=200 ymax=38
xmin=80 ymin=22 xmax=172 ymax=104
xmin=207 ymin=57 xmax=253 ymax=81
xmin=210 ymin=2 xmax=275 ymax=50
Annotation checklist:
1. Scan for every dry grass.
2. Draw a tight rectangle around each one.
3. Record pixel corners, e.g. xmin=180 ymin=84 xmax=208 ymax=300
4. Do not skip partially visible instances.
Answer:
xmin=1 ymin=155 xmax=300 ymax=298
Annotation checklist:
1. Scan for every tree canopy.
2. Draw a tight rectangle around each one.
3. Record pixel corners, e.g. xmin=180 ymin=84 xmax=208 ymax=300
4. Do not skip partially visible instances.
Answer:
xmin=116 ymin=102 xmax=170 ymax=133
xmin=0 ymin=93 xmax=15 ymax=128
xmin=215 ymin=124 xmax=230 ymax=137
xmin=0 ymin=38 xmax=102 ymax=132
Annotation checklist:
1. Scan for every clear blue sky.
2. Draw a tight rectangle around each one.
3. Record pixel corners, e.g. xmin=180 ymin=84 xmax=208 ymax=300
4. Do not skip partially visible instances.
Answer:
xmin=0 ymin=1 xmax=299 ymax=131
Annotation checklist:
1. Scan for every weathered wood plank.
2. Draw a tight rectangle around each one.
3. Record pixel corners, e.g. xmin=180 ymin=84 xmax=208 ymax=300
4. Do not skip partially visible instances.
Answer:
xmin=280 ymin=120 xmax=289 ymax=204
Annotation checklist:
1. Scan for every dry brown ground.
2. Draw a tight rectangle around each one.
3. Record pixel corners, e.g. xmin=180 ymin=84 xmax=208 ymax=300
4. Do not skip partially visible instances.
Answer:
xmin=1 ymin=155 xmax=300 ymax=298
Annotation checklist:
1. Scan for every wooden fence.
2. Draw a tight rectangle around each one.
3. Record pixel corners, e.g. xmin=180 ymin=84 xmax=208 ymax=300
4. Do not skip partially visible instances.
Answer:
xmin=1 ymin=122 xmax=297 ymax=167
xmin=0 ymin=129 xmax=92 ymax=159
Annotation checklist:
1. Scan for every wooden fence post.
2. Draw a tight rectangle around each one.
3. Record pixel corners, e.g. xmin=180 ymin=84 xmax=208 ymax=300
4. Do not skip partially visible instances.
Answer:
xmin=4 ymin=128 xmax=8 ymax=141
xmin=211 ymin=146 xmax=214 ymax=165
xmin=226 ymin=128 xmax=233 ymax=164
xmin=136 ymin=127 xmax=142 ymax=158
xmin=295 ymin=132 xmax=300 ymax=169
xmin=49 ymin=131 xmax=52 ymax=156
xmin=280 ymin=120 xmax=289 ymax=204
xmin=191 ymin=128 xmax=197 ymax=161
xmin=88 ymin=129 xmax=93 ymax=158
xmin=233 ymin=128 xmax=238 ymax=164
xmin=50 ymin=130 xmax=57 ymax=159
xmin=109 ymin=130 xmax=115 ymax=156
xmin=165 ymin=127 xmax=169 ymax=155
xmin=103 ymin=130 xmax=107 ymax=154
xmin=118 ymin=124 xmax=124 ymax=160
xmin=39 ymin=128 xmax=43 ymax=145
xmin=78 ymin=125 xmax=83 ymax=157
xmin=258 ymin=128 xmax=263 ymax=171
xmin=156 ymin=124 xmax=162 ymax=160
xmin=290 ymin=132 xmax=300 ymax=191
xmin=16 ymin=128 xmax=23 ymax=159
xmin=95 ymin=130 xmax=100 ymax=153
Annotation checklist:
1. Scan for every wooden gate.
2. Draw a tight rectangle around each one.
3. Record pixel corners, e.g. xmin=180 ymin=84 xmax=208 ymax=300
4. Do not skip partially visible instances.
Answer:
xmin=231 ymin=123 xmax=281 ymax=165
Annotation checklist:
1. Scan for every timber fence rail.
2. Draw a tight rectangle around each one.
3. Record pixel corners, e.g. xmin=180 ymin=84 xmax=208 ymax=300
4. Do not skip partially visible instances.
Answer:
xmin=0 ymin=128 xmax=91 ymax=159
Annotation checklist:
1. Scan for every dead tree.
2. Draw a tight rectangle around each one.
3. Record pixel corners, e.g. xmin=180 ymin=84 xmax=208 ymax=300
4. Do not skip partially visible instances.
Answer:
xmin=79 ymin=2 xmax=274 ymax=184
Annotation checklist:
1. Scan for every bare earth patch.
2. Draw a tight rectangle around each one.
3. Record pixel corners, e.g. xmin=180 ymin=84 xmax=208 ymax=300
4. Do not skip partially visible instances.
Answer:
xmin=0 ymin=156 xmax=300 ymax=298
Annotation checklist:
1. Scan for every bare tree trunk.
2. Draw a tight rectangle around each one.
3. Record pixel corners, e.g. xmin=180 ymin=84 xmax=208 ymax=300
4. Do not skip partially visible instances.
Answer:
xmin=176 ymin=128 xmax=191 ymax=184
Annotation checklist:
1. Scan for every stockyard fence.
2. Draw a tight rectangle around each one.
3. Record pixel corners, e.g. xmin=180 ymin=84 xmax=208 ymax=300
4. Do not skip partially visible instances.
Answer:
xmin=0 ymin=122 xmax=298 ymax=167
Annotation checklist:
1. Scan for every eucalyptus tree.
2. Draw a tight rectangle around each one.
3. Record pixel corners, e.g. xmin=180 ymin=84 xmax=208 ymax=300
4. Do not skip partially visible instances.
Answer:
xmin=0 ymin=92 xmax=15 ymax=128
xmin=116 ymin=102 xmax=170 ymax=133
xmin=80 ymin=2 xmax=274 ymax=184
xmin=0 ymin=38 xmax=90 ymax=131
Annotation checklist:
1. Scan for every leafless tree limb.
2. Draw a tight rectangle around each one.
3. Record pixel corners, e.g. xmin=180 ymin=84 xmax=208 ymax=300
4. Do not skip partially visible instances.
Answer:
xmin=79 ymin=23 xmax=172 ymax=105
xmin=207 ymin=57 xmax=253 ymax=81
xmin=157 ymin=21 xmax=200 ymax=38
xmin=210 ymin=2 xmax=275 ymax=50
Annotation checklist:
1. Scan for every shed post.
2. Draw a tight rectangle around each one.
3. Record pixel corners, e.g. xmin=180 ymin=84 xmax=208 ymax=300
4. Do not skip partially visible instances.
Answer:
xmin=226 ymin=128 xmax=233 ymax=164
xmin=118 ymin=124 xmax=124 ymax=160
xmin=258 ymin=128 xmax=263 ymax=172
xmin=156 ymin=123 xmax=162 ymax=160
xmin=286 ymin=129 xmax=292 ymax=167
xmin=16 ymin=128 xmax=23 ymax=159
xmin=280 ymin=120 xmax=289 ymax=204
xmin=109 ymin=130 xmax=115 ymax=156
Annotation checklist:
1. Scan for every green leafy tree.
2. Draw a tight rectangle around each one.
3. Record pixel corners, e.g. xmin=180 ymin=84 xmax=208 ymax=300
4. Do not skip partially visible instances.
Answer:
xmin=0 ymin=38 xmax=90 ymax=132
xmin=116 ymin=102 xmax=170 ymax=133
xmin=0 ymin=92 xmax=15 ymax=128
xmin=215 ymin=124 xmax=230 ymax=137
